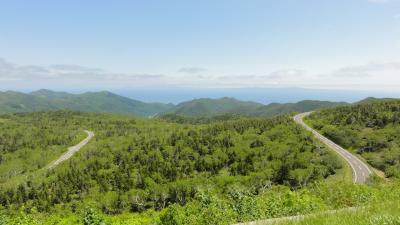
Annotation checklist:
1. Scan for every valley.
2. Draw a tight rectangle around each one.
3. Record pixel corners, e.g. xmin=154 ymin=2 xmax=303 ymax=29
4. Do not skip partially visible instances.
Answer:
xmin=0 ymin=98 xmax=399 ymax=224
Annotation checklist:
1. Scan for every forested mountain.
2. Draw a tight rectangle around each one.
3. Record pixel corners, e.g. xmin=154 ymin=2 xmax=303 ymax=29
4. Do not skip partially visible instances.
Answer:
xmin=0 ymin=90 xmax=173 ymax=117
xmin=164 ymin=97 xmax=264 ymax=117
xmin=0 ymin=90 xmax=349 ymax=119
xmin=249 ymin=100 xmax=349 ymax=117
xmin=306 ymin=99 xmax=400 ymax=178
xmin=0 ymin=91 xmax=55 ymax=113
xmin=164 ymin=98 xmax=348 ymax=118
xmin=355 ymin=97 xmax=396 ymax=105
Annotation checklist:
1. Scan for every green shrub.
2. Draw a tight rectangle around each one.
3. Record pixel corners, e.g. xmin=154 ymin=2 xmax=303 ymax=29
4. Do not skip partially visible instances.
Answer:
xmin=83 ymin=208 xmax=106 ymax=225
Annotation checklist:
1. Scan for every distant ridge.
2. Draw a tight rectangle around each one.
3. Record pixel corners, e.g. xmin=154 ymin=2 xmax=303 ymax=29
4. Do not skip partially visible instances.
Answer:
xmin=0 ymin=89 xmax=359 ymax=118
xmin=355 ymin=97 xmax=397 ymax=105
xmin=250 ymin=100 xmax=349 ymax=117
xmin=164 ymin=97 xmax=264 ymax=117
xmin=163 ymin=97 xmax=349 ymax=117
xmin=0 ymin=89 xmax=173 ymax=117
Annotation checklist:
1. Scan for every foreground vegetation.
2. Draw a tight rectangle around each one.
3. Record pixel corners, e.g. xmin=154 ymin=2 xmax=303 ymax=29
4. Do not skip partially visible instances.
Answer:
xmin=306 ymin=99 xmax=400 ymax=178
xmin=275 ymin=200 xmax=400 ymax=225
xmin=1 ymin=178 xmax=399 ymax=224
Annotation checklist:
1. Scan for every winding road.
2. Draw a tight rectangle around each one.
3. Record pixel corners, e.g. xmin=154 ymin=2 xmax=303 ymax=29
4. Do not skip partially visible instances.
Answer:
xmin=294 ymin=112 xmax=372 ymax=183
xmin=46 ymin=130 xmax=94 ymax=169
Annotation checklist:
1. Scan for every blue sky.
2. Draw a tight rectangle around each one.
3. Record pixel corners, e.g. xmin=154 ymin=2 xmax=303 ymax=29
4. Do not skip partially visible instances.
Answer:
xmin=1 ymin=0 xmax=400 ymax=92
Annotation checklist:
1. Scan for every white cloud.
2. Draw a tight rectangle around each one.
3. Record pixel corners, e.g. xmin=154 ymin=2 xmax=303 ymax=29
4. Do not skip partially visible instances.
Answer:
xmin=217 ymin=69 xmax=304 ymax=81
xmin=330 ymin=62 xmax=400 ymax=78
xmin=0 ymin=58 xmax=164 ymax=83
xmin=177 ymin=67 xmax=207 ymax=74
xmin=266 ymin=69 xmax=305 ymax=79
xmin=1 ymin=58 xmax=400 ymax=91
xmin=49 ymin=64 xmax=103 ymax=73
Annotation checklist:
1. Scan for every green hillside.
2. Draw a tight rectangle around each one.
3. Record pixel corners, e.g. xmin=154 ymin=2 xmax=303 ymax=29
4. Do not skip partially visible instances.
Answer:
xmin=2 ymin=95 xmax=399 ymax=224
xmin=273 ymin=200 xmax=400 ymax=225
xmin=0 ymin=107 xmax=399 ymax=224
xmin=0 ymin=90 xmax=348 ymax=119
xmin=165 ymin=97 xmax=348 ymax=118
xmin=250 ymin=100 xmax=349 ymax=117
xmin=355 ymin=97 xmax=397 ymax=105
xmin=306 ymin=99 xmax=400 ymax=178
xmin=0 ymin=91 xmax=55 ymax=113
xmin=164 ymin=97 xmax=264 ymax=117
xmin=0 ymin=90 xmax=173 ymax=117
xmin=0 ymin=110 xmax=348 ymax=224
xmin=0 ymin=112 xmax=86 ymax=183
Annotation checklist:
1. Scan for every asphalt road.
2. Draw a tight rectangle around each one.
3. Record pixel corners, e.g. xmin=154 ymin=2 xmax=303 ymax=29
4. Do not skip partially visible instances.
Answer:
xmin=47 ymin=130 xmax=94 ymax=169
xmin=294 ymin=112 xmax=372 ymax=183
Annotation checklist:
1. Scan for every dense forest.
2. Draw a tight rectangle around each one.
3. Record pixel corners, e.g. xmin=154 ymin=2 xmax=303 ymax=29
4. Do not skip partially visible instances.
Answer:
xmin=306 ymin=99 xmax=400 ymax=178
xmin=0 ymin=111 xmax=345 ymax=224
xmin=0 ymin=112 xmax=85 ymax=183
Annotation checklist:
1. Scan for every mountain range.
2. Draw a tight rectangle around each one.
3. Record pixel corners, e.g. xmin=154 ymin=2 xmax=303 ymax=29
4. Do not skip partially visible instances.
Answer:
xmin=163 ymin=97 xmax=349 ymax=117
xmin=0 ymin=89 xmax=173 ymax=117
xmin=0 ymin=89 xmax=352 ymax=117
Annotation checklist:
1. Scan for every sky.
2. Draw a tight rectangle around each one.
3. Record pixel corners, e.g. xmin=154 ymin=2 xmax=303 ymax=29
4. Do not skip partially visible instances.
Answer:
xmin=1 ymin=0 xmax=400 ymax=94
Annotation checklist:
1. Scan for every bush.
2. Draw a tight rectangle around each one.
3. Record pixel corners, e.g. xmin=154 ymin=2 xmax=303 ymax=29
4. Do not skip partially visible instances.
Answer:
xmin=83 ymin=208 xmax=106 ymax=225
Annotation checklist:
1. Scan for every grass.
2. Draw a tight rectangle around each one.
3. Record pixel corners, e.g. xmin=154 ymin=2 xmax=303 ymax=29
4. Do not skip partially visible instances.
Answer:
xmin=273 ymin=201 xmax=400 ymax=225
xmin=323 ymin=142 xmax=353 ymax=183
